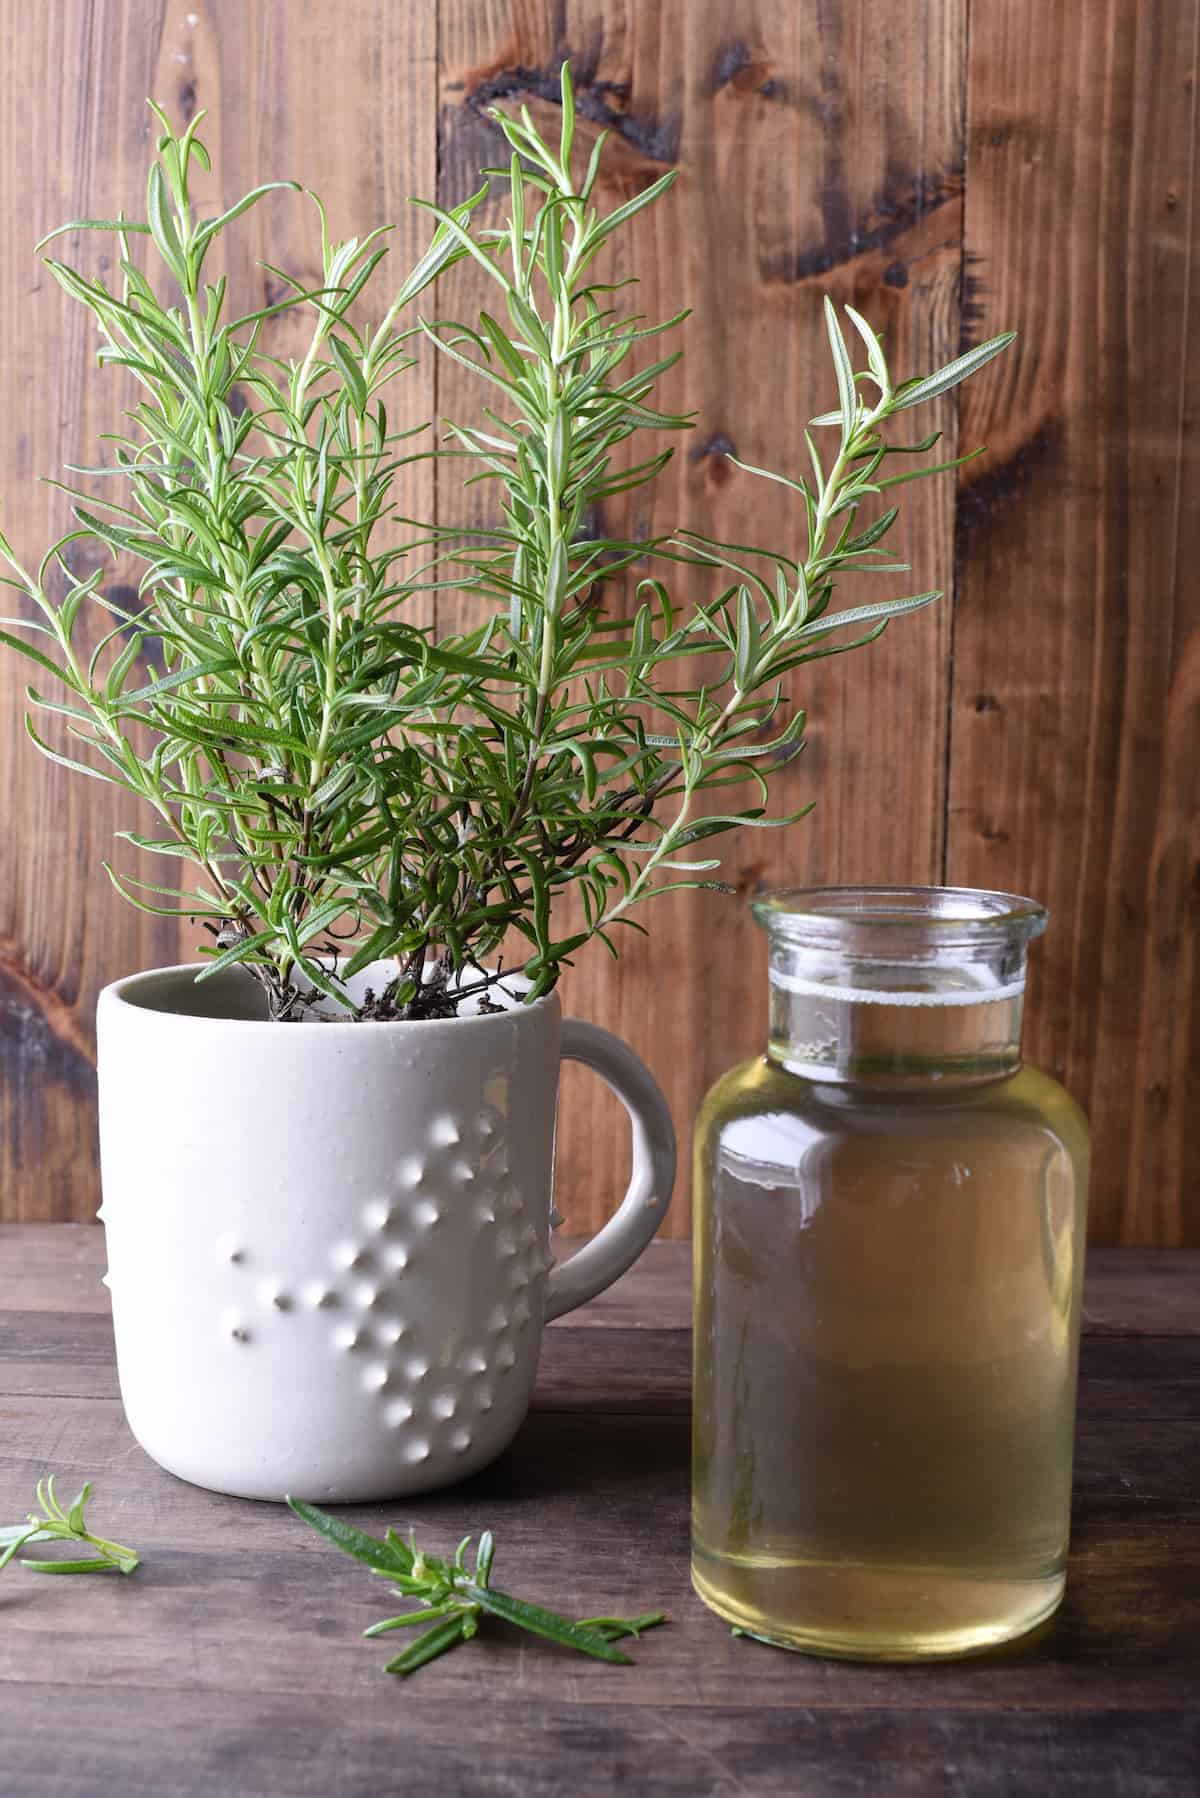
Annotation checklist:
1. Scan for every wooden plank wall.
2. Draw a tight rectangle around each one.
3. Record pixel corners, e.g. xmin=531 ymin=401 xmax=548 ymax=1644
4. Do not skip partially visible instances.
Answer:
xmin=0 ymin=0 xmax=1194 ymax=1243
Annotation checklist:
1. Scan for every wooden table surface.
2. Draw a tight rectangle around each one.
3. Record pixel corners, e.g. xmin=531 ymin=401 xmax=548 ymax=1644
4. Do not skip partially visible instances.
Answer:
xmin=1 ymin=1228 xmax=1198 ymax=1797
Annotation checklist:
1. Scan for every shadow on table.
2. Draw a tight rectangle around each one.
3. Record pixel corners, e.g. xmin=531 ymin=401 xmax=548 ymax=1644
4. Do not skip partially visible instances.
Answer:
xmin=415 ymin=1408 xmax=690 ymax=1509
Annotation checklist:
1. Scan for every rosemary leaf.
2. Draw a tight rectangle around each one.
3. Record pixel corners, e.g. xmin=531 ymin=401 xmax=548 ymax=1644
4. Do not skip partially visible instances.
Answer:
xmin=289 ymin=1497 xmax=663 ymax=1679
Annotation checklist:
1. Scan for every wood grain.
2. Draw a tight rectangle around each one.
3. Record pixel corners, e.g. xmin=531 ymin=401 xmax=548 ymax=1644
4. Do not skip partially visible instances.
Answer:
xmin=9 ymin=1308 xmax=1200 ymax=1421
xmin=947 ymin=0 xmax=1200 ymax=1245
xmin=0 ymin=1 xmax=177 ymax=1220
xmin=3 ymin=1685 xmax=1195 ymax=1798
xmin=5 ymin=1227 xmax=1200 ymax=1337
xmin=1 ymin=1229 xmax=1197 ymax=1795
xmin=0 ymin=0 xmax=1196 ymax=1244
xmin=0 ymin=0 xmax=437 ymax=1220
xmin=433 ymin=0 xmax=965 ymax=1234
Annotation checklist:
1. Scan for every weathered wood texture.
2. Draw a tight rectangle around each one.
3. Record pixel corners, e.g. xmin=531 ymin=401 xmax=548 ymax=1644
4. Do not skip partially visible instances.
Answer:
xmin=0 ymin=1 xmax=1195 ymax=1241
xmin=435 ymin=0 xmax=966 ymax=1245
xmin=1 ymin=1227 xmax=1198 ymax=1795
xmin=0 ymin=0 xmax=437 ymax=1218
xmin=948 ymin=3 xmax=1200 ymax=1245
xmin=11 ymin=1228 xmax=1200 ymax=1337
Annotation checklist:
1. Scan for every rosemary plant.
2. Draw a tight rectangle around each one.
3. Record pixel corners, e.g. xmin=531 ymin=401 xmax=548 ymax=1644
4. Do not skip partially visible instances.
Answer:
xmin=0 ymin=68 xmax=1013 ymax=1021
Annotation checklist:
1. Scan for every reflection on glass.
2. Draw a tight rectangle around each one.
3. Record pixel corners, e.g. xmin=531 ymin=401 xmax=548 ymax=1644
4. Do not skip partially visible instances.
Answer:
xmin=692 ymin=888 xmax=1090 ymax=1660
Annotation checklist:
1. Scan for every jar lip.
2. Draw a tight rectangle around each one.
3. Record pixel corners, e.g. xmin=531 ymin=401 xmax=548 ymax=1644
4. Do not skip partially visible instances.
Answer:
xmin=751 ymin=884 xmax=1048 ymax=944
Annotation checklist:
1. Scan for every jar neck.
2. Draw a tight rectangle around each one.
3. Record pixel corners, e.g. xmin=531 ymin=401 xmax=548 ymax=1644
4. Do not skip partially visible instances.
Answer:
xmin=755 ymin=887 xmax=1044 ymax=1090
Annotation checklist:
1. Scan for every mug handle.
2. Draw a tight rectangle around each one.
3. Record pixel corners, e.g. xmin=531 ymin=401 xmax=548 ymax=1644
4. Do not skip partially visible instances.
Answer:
xmin=543 ymin=1018 xmax=676 ymax=1322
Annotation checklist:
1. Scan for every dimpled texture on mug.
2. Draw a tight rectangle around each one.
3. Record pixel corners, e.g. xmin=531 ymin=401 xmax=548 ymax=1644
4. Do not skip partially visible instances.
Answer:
xmin=200 ymin=1101 xmax=555 ymax=1468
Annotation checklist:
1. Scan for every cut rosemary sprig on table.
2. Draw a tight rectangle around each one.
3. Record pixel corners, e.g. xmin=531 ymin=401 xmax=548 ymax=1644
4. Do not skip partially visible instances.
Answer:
xmin=0 ymin=1476 xmax=139 ymax=1575
xmin=288 ymin=1497 xmax=665 ymax=1677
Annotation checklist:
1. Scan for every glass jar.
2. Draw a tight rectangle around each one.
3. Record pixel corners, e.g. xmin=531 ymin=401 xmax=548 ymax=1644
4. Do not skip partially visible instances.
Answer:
xmin=692 ymin=887 xmax=1089 ymax=1660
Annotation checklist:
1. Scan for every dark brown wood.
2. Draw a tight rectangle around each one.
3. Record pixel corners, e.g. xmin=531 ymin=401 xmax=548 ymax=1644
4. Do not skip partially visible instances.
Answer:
xmin=947 ymin=1 xmax=1200 ymax=1246
xmin=7 ymin=1296 xmax=1200 ymax=1420
xmin=0 ymin=1 xmax=1197 ymax=1246
xmin=0 ymin=1226 xmax=1197 ymax=1795
xmin=0 ymin=0 xmax=436 ymax=1222
xmin=8 ymin=1321 xmax=1200 ymax=1443
xmin=434 ymin=0 xmax=965 ymax=1238
xmin=10 ymin=1230 xmax=1200 ymax=1337
xmin=0 ymin=1687 xmax=1194 ymax=1798
xmin=9 ymin=1318 xmax=1200 ymax=1482
xmin=1 ymin=1396 xmax=1197 ymax=1705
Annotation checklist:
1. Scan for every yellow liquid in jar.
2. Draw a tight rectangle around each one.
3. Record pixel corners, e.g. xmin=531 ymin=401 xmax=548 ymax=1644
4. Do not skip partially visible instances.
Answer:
xmin=692 ymin=1052 xmax=1089 ymax=1660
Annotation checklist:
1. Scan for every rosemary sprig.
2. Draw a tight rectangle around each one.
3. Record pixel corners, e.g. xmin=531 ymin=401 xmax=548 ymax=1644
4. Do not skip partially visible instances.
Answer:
xmin=288 ymin=1497 xmax=665 ymax=1677
xmin=0 ymin=1476 xmax=139 ymax=1575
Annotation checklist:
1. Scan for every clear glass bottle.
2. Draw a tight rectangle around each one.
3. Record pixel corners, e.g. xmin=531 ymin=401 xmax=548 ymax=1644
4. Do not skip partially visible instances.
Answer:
xmin=692 ymin=887 xmax=1089 ymax=1660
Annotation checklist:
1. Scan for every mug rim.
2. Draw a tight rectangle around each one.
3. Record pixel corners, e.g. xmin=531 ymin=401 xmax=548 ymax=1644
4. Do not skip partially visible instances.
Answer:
xmin=99 ymin=962 xmax=557 ymax=1033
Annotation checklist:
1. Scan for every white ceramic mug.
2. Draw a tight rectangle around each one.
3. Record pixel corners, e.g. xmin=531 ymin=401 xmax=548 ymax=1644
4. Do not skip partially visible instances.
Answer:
xmin=96 ymin=965 xmax=675 ymax=1501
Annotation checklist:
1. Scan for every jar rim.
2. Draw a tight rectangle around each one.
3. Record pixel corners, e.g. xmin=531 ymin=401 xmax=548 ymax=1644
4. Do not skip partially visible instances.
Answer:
xmin=751 ymin=884 xmax=1048 ymax=945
